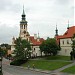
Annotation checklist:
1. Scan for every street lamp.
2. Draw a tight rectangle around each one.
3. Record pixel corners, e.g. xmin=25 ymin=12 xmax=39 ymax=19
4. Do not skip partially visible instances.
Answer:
xmin=0 ymin=53 xmax=3 ymax=75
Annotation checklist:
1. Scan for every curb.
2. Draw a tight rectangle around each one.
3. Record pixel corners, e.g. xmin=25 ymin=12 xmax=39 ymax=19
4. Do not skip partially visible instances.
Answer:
xmin=4 ymin=64 xmax=75 ymax=75
xmin=10 ymin=65 xmax=51 ymax=74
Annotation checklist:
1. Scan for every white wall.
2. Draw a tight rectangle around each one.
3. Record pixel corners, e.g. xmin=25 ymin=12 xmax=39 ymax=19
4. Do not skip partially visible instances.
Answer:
xmin=11 ymin=45 xmax=15 ymax=51
xmin=58 ymin=38 xmax=72 ymax=56
xmin=31 ymin=46 xmax=45 ymax=57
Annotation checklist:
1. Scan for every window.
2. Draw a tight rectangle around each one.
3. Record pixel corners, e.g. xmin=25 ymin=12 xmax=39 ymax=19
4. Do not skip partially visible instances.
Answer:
xmin=67 ymin=40 xmax=69 ymax=44
xmin=24 ymin=25 xmax=25 ymax=29
xmin=34 ymin=48 xmax=35 ymax=51
xmin=62 ymin=40 xmax=64 ymax=44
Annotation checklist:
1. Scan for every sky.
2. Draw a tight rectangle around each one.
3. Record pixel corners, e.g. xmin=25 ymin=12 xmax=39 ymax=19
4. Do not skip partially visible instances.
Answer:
xmin=0 ymin=0 xmax=74 ymax=44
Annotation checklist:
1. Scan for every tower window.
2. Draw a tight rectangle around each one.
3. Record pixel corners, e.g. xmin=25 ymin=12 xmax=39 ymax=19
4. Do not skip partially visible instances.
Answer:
xmin=24 ymin=25 xmax=25 ymax=29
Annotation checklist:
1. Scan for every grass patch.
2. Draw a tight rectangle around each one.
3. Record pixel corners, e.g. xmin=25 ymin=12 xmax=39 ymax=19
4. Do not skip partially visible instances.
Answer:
xmin=43 ymin=55 xmax=70 ymax=61
xmin=22 ymin=60 xmax=71 ymax=71
xmin=62 ymin=65 xmax=75 ymax=74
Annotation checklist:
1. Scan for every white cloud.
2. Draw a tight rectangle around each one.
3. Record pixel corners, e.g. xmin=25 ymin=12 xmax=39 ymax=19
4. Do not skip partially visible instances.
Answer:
xmin=0 ymin=0 xmax=74 ymax=44
xmin=0 ymin=24 xmax=19 ymax=44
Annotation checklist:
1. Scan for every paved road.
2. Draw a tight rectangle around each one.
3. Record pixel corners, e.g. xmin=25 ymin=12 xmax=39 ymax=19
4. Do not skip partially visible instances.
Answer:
xmin=3 ymin=64 xmax=50 ymax=75
xmin=2 ymin=58 xmax=75 ymax=75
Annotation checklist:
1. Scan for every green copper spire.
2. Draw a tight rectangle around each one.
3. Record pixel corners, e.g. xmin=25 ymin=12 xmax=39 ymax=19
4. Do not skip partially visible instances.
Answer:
xmin=55 ymin=24 xmax=58 ymax=36
xmin=67 ymin=20 xmax=69 ymax=29
xmin=22 ymin=5 xmax=26 ymax=21
xmin=20 ymin=5 xmax=27 ymax=25
xmin=22 ymin=5 xmax=25 ymax=15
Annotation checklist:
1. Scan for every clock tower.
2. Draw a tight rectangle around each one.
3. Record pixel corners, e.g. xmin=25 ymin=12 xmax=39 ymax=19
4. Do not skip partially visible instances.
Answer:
xmin=19 ymin=6 xmax=30 ymax=40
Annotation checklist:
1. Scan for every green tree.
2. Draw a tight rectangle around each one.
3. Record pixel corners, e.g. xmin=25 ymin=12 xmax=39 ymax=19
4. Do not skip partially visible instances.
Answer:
xmin=40 ymin=38 xmax=60 ymax=56
xmin=14 ymin=37 xmax=31 ymax=60
xmin=72 ymin=34 xmax=75 ymax=51
xmin=0 ymin=43 xmax=11 ymax=57
xmin=72 ymin=34 xmax=75 ymax=59
xmin=1 ymin=43 xmax=11 ymax=49
xmin=0 ymin=47 xmax=5 ymax=57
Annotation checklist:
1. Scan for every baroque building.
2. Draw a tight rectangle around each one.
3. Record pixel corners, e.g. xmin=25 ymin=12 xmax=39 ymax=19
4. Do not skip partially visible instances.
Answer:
xmin=19 ymin=6 xmax=30 ymax=40
xmin=11 ymin=7 xmax=44 ymax=57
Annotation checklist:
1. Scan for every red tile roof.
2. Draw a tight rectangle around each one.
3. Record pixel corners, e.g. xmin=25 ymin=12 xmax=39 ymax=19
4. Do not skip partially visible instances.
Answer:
xmin=29 ymin=36 xmax=44 ymax=46
xmin=55 ymin=26 xmax=75 ymax=44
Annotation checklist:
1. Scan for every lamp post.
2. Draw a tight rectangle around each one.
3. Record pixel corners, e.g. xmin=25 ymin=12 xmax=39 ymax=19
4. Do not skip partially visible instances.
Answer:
xmin=0 ymin=52 xmax=3 ymax=75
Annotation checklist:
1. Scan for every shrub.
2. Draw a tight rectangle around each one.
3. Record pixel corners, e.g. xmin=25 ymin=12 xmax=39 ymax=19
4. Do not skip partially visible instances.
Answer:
xmin=10 ymin=59 xmax=28 ymax=66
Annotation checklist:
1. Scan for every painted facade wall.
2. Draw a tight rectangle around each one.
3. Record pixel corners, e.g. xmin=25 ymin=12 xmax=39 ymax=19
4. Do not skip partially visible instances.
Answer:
xmin=11 ymin=44 xmax=45 ymax=57
xmin=31 ymin=46 xmax=40 ymax=57
xmin=11 ymin=45 xmax=15 ymax=51
xmin=58 ymin=38 xmax=72 ymax=56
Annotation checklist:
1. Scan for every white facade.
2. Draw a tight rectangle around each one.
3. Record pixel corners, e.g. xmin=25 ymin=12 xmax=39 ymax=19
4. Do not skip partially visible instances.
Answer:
xmin=58 ymin=38 xmax=72 ymax=56
xmin=11 ymin=7 xmax=44 ymax=57
xmin=31 ymin=46 xmax=45 ymax=57
xmin=56 ymin=26 xmax=75 ymax=56
xmin=31 ymin=46 xmax=41 ymax=57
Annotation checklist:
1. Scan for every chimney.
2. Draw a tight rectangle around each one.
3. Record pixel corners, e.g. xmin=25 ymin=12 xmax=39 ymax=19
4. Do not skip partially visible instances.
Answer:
xmin=34 ymin=34 xmax=37 ymax=39
xmin=37 ymin=38 xmax=40 ymax=42
xmin=37 ymin=32 xmax=40 ymax=42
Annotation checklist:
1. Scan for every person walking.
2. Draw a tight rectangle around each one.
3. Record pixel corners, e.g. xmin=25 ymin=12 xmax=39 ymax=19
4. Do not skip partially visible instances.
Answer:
xmin=70 ymin=51 xmax=73 ymax=60
xmin=27 ymin=65 xmax=30 ymax=69
xmin=32 ymin=64 xmax=35 ymax=69
xmin=73 ymin=51 xmax=75 ymax=60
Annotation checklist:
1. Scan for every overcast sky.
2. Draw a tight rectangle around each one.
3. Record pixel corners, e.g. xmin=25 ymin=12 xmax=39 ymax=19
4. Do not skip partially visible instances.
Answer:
xmin=0 ymin=0 xmax=74 ymax=44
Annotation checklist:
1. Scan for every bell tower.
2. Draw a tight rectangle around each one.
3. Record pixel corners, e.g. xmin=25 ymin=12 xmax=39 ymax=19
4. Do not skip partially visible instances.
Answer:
xmin=19 ymin=6 xmax=30 ymax=40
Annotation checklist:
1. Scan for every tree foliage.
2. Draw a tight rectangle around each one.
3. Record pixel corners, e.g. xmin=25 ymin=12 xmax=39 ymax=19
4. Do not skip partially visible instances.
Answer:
xmin=1 ymin=43 xmax=11 ymax=49
xmin=14 ymin=37 xmax=31 ymax=60
xmin=0 ymin=43 xmax=11 ymax=56
xmin=72 ymin=34 xmax=75 ymax=51
xmin=0 ymin=47 xmax=7 ymax=57
xmin=71 ymin=34 xmax=75 ymax=59
xmin=40 ymin=38 xmax=60 ymax=56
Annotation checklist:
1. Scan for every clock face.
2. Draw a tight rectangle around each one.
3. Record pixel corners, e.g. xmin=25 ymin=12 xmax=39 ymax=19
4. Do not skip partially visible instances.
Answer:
xmin=23 ymin=31 xmax=26 ymax=34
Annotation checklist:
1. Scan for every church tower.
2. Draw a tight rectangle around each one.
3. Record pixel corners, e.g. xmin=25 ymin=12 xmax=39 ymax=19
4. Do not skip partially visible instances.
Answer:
xmin=19 ymin=6 xmax=30 ymax=40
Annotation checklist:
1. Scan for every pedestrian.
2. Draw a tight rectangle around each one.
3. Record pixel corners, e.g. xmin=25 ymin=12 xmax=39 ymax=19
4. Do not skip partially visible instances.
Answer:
xmin=27 ymin=65 xmax=30 ymax=69
xmin=73 ymin=51 xmax=75 ymax=60
xmin=32 ymin=64 xmax=35 ymax=69
xmin=70 ymin=51 xmax=73 ymax=60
